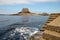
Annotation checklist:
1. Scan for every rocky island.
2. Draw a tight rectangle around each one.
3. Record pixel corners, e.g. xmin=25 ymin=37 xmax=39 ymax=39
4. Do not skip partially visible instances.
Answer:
xmin=10 ymin=8 xmax=39 ymax=16
xmin=9 ymin=8 xmax=49 ymax=16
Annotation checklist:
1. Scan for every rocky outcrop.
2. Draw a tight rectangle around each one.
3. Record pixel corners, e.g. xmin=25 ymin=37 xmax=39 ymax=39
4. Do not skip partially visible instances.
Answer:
xmin=40 ymin=13 xmax=60 ymax=40
xmin=11 ymin=8 xmax=39 ymax=16
xmin=38 ymin=13 xmax=49 ymax=16
xmin=20 ymin=8 xmax=30 ymax=13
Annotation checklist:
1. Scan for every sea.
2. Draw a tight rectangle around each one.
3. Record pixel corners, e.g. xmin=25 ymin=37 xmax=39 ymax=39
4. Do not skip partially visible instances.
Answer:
xmin=0 ymin=16 xmax=48 ymax=40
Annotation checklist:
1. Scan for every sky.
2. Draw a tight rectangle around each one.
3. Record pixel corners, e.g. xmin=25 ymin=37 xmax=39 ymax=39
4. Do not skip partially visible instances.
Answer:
xmin=0 ymin=0 xmax=60 ymax=14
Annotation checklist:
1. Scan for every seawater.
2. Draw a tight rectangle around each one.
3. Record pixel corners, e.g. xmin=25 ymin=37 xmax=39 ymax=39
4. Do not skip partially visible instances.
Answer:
xmin=0 ymin=16 xmax=48 ymax=40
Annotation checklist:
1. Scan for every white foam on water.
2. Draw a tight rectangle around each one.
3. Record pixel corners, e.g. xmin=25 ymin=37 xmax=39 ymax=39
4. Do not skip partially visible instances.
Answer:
xmin=15 ymin=27 xmax=39 ymax=36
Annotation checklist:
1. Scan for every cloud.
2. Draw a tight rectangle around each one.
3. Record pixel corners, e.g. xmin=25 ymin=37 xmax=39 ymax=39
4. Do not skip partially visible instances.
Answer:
xmin=0 ymin=0 xmax=59 ymax=5
xmin=0 ymin=10 xmax=15 ymax=14
xmin=0 ymin=10 xmax=5 ymax=14
xmin=31 ymin=0 xmax=59 ymax=2
xmin=0 ymin=0 xmax=30 ymax=5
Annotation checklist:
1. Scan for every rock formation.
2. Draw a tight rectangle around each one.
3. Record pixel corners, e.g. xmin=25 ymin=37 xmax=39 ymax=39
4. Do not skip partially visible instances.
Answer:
xmin=39 ymin=13 xmax=49 ymax=16
xmin=21 ymin=8 xmax=30 ymax=13
xmin=10 ymin=8 xmax=39 ymax=16
xmin=40 ymin=13 xmax=60 ymax=40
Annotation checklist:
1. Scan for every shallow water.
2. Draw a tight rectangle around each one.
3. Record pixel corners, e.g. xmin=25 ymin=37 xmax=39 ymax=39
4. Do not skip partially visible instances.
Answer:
xmin=0 ymin=16 xmax=48 ymax=40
